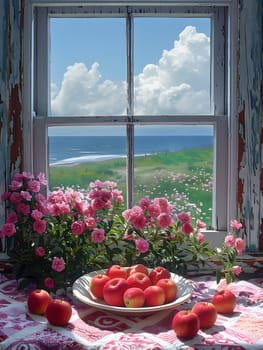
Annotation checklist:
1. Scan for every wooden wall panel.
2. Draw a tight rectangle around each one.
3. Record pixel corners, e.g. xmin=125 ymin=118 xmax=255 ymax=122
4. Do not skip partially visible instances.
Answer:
xmin=238 ymin=0 xmax=263 ymax=251
xmin=0 ymin=1 xmax=24 ymax=242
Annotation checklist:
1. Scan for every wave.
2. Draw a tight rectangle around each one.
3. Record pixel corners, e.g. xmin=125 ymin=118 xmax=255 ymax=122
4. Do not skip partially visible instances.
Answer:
xmin=50 ymin=154 xmax=126 ymax=166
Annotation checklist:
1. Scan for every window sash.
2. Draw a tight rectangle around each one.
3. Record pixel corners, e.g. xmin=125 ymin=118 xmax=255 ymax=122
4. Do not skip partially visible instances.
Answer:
xmin=32 ymin=3 xmax=230 ymax=230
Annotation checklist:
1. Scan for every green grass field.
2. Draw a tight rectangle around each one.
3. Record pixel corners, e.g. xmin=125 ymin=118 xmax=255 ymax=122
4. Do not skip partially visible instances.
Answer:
xmin=49 ymin=146 xmax=213 ymax=226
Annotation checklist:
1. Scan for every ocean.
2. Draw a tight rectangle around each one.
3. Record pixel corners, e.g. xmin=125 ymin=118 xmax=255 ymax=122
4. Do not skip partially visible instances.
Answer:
xmin=49 ymin=135 xmax=213 ymax=166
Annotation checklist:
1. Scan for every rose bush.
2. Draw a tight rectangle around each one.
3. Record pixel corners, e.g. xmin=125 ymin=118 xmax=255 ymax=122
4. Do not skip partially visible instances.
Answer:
xmin=0 ymin=172 xmax=245 ymax=292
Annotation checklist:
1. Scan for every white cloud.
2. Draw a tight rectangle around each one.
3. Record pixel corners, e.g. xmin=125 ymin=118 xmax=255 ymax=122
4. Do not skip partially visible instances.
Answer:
xmin=51 ymin=26 xmax=210 ymax=116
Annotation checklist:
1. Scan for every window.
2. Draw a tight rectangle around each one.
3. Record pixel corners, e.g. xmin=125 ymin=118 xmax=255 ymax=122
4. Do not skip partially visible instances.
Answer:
xmin=29 ymin=2 xmax=237 ymax=231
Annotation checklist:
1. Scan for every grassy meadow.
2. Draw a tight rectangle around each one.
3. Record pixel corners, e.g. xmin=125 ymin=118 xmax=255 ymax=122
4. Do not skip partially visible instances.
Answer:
xmin=49 ymin=146 xmax=213 ymax=226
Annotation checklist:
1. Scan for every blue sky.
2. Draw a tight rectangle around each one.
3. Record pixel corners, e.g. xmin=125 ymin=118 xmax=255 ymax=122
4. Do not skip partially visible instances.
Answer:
xmin=49 ymin=17 xmax=211 ymax=136
xmin=50 ymin=17 xmax=210 ymax=86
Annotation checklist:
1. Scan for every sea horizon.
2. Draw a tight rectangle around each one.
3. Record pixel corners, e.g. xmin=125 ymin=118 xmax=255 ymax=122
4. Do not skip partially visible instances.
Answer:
xmin=49 ymin=135 xmax=213 ymax=166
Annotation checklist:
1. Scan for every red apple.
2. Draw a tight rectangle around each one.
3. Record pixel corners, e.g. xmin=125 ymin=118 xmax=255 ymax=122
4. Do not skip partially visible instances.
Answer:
xmin=212 ymin=289 xmax=237 ymax=314
xmin=127 ymin=272 xmax=152 ymax=291
xmin=156 ymin=278 xmax=177 ymax=303
xmin=172 ymin=310 xmax=200 ymax=339
xmin=123 ymin=287 xmax=145 ymax=308
xmin=127 ymin=263 xmax=149 ymax=276
xmin=27 ymin=289 xmax=51 ymax=315
xmin=106 ymin=265 xmax=127 ymax=279
xmin=90 ymin=274 xmax=111 ymax=299
xmin=192 ymin=302 xmax=217 ymax=329
xmin=46 ymin=299 xmax=72 ymax=326
xmin=149 ymin=266 xmax=171 ymax=284
xmin=103 ymin=277 xmax=129 ymax=307
xmin=144 ymin=285 xmax=165 ymax=307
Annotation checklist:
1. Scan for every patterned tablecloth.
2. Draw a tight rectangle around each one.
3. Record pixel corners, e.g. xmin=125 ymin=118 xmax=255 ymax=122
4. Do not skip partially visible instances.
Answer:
xmin=0 ymin=272 xmax=263 ymax=350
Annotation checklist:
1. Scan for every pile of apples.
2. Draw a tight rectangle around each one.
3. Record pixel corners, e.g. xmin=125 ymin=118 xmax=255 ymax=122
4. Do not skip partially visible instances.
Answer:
xmin=172 ymin=289 xmax=237 ymax=339
xmin=90 ymin=264 xmax=178 ymax=308
xmin=27 ymin=289 xmax=72 ymax=327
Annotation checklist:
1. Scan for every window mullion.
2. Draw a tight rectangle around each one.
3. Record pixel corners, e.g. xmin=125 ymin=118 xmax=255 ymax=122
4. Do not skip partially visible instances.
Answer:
xmin=212 ymin=6 xmax=226 ymax=115
xmin=33 ymin=7 xmax=49 ymax=178
xmin=126 ymin=9 xmax=134 ymax=208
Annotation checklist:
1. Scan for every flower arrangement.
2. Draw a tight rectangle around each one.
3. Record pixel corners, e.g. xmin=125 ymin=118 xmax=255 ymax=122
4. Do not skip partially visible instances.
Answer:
xmin=0 ymin=172 xmax=244 ymax=292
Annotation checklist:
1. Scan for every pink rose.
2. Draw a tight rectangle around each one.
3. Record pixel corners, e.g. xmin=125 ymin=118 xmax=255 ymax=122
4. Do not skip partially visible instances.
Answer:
xmin=51 ymin=257 xmax=65 ymax=272
xmin=22 ymin=172 xmax=34 ymax=179
xmin=84 ymin=216 xmax=96 ymax=229
xmin=132 ymin=214 xmax=146 ymax=230
xmin=9 ymin=180 xmax=22 ymax=191
xmin=1 ymin=192 xmax=10 ymax=201
xmin=235 ymin=238 xmax=245 ymax=255
xmin=31 ymin=209 xmax=44 ymax=221
xmin=20 ymin=191 xmax=32 ymax=201
xmin=1 ymin=223 xmax=16 ymax=237
xmin=6 ymin=212 xmax=18 ymax=223
xmin=91 ymin=228 xmax=105 ymax=243
xmin=135 ymin=237 xmax=149 ymax=253
xmin=27 ymin=180 xmax=41 ymax=193
xmin=124 ymin=230 xmax=135 ymax=241
xmin=157 ymin=213 xmax=173 ymax=228
xmin=9 ymin=192 xmax=22 ymax=203
xmin=71 ymin=221 xmax=85 ymax=235
xmin=197 ymin=230 xmax=205 ymax=242
xmin=224 ymin=234 xmax=236 ymax=247
xmin=230 ymin=219 xmax=242 ymax=230
xmin=16 ymin=203 xmax=30 ymax=215
xmin=35 ymin=246 xmax=45 ymax=257
xmin=177 ymin=212 xmax=192 ymax=223
xmin=148 ymin=204 xmax=161 ymax=218
xmin=44 ymin=277 xmax=55 ymax=289
xmin=33 ymin=219 xmax=47 ymax=234
xmin=196 ymin=219 xmax=206 ymax=228
xmin=153 ymin=197 xmax=171 ymax=213
xmin=182 ymin=222 xmax=194 ymax=235
xmin=91 ymin=197 xmax=106 ymax=210
xmin=232 ymin=265 xmax=242 ymax=276
xmin=37 ymin=172 xmax=48 ymax=185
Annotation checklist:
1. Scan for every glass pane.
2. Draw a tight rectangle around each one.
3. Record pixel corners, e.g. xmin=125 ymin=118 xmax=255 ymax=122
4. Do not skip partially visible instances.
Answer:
xmin=50 ymin=18 xmax=127 ymax=116
xmin=134 ymin=125 xmax=214 ymax=227
xmin=134 ymin=18 xmax=211 ymax=115
xmin=48 ymin=126 xmax=127 ymax=199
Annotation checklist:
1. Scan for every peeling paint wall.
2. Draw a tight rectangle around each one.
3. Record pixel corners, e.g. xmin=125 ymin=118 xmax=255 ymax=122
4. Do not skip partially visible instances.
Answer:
xmin=0 ymin=0 xmax=24 ymax=250
xmin=237 ymin=0 xmax=263 ymax=251
xmin=0 ymin=0 xmax=262 ymax=251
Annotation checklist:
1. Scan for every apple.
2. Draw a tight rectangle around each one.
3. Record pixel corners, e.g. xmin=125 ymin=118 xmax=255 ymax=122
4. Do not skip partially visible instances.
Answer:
xmin=127 ymin=272 xmax=152 ymax=291
xmin=192 ymin=302 xmax=217 ymax=329
xmin=103 ymin=277 xmax=129 ymax=307
xmin=106 ymin=265 xmax=127 ymax=279
xmin=144 ymin=285 xmax=165 ymax=307
xmin=123 ymin=287 xmax=145 ymax=308
xmin=90 ymin=274 xmax=111 ymax=299
xmin=46 ymin=299 xmax=72 ymax=326
xmin=156 ymin=278 xmax=177 ymax=303
xmin=149 ymin=266 xmax=171 ymax=284
xmin=172 ymin=310 xmax=200 ymax=339
xmin=27 ymin=289 xmax=51 ymax=315
xmin=212 ymin=289 xmax=237 ymax=314
xmin=127 ymin=263 xmax=149 ymax=276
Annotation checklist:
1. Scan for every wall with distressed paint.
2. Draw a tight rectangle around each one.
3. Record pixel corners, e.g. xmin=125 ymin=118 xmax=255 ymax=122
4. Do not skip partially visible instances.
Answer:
xmin=0 ymin=1 xmax=24 ymax=223
xmin=238 ymin=0 xmax=263 ymax=250
xmin=0 ymin=1 xmax=262 ymax=251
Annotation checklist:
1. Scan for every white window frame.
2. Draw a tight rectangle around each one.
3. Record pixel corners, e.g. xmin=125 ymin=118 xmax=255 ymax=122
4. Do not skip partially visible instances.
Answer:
xmin=22 ymin=0 xmax=238 ymax=234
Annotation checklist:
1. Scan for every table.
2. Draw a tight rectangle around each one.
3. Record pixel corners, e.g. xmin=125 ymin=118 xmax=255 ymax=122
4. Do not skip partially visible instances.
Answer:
xmin=0 ymin=272 xmax=263 ymax=350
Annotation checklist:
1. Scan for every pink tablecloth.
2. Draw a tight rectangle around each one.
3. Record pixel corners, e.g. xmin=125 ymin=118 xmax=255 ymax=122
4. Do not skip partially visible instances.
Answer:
xmin=0 ymin=273 xmax=263 ymax=349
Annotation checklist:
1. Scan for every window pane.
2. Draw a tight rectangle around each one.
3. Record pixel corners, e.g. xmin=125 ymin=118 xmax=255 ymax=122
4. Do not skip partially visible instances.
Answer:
xmin=50 ymin=18 xmax=127 ymax=116
xmin=134 ymin=18 xmax=211 ymax=115
xmin=48 ymin=126 xmax=127 ymax=197
xmin=134 ymin=125 xmax=214 ymax=226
